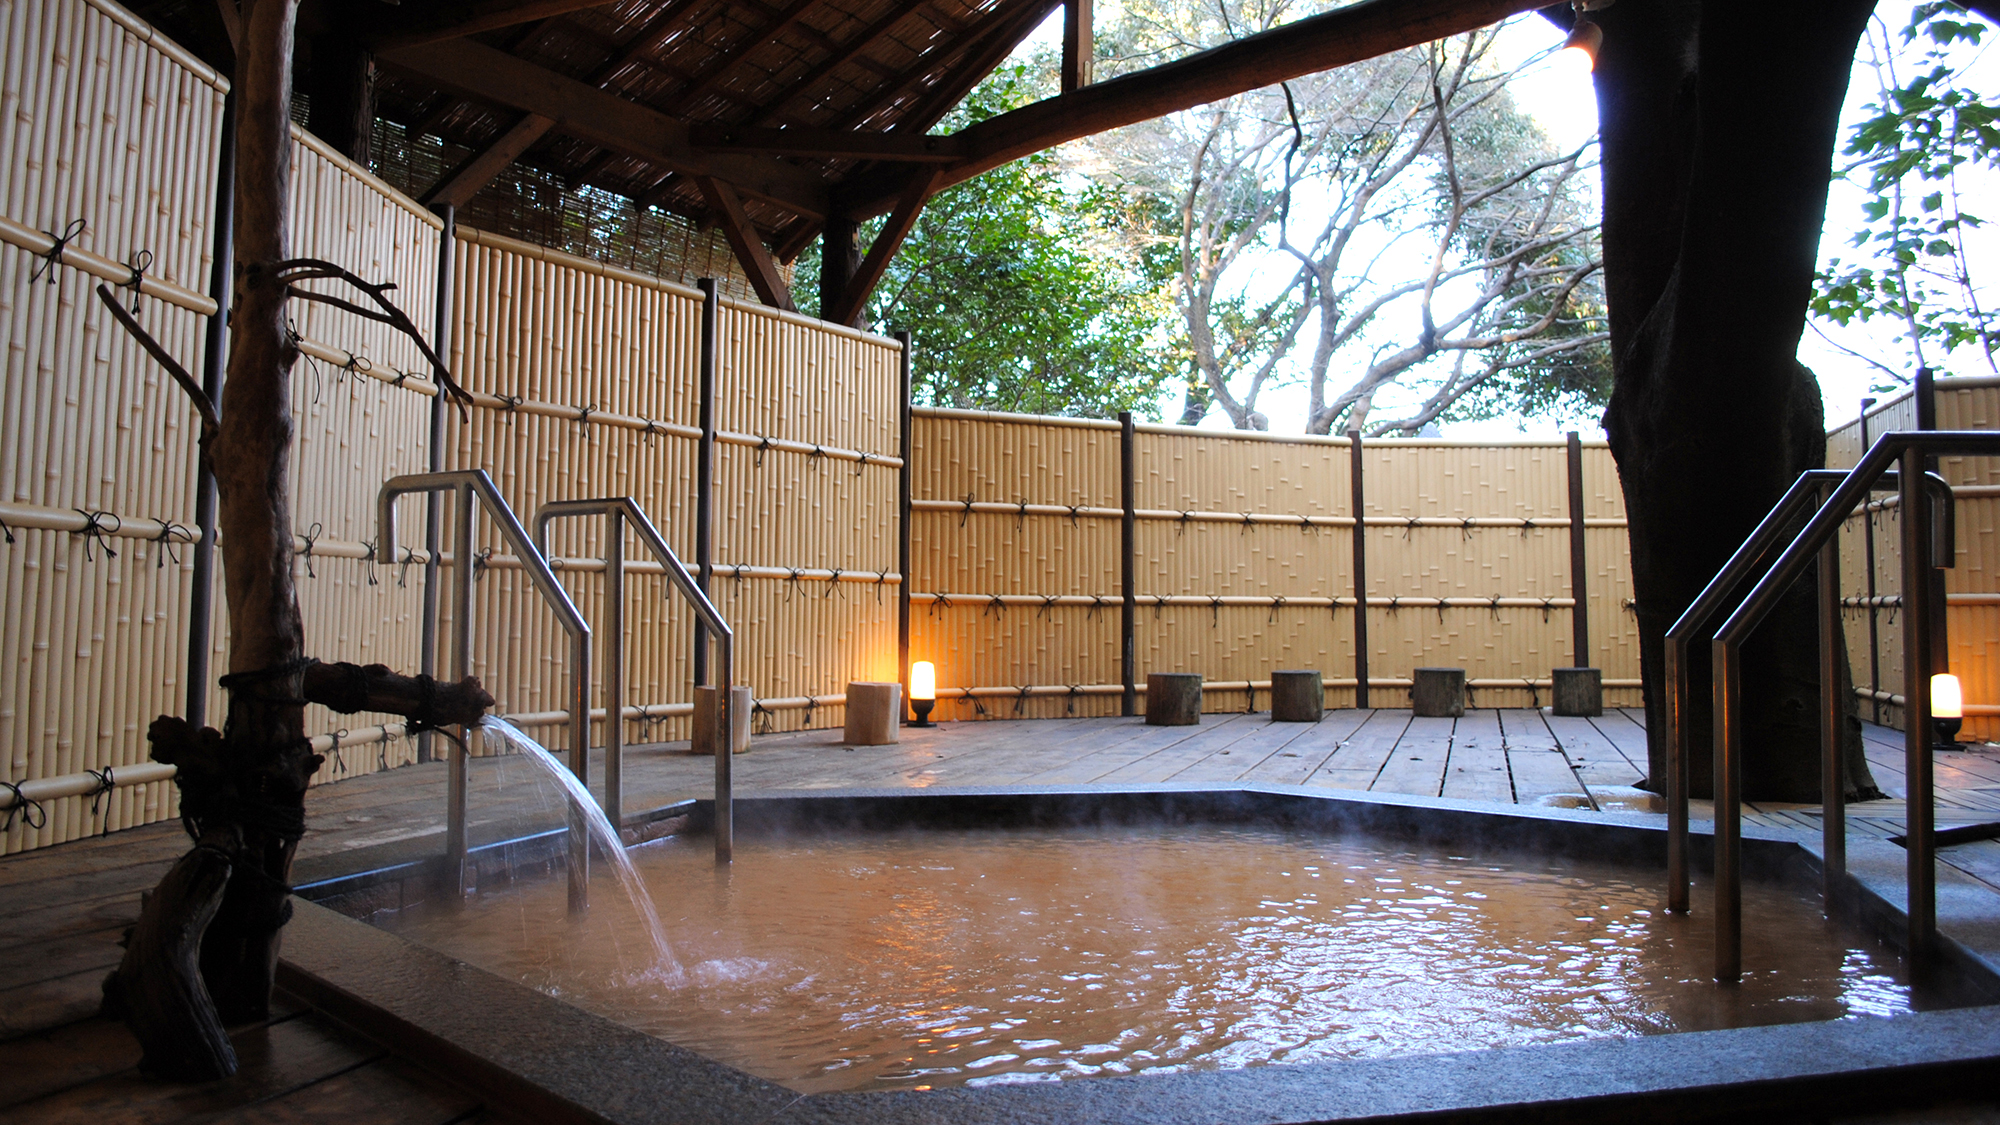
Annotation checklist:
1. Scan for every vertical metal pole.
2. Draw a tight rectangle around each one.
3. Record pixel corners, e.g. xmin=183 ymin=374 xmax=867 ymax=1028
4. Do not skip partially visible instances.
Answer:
xmin=187 ymin=92 xmax=235 ymax=726
xmin=1566 ymin=432 xmax=1590 ymax=666
xmin=604 ymin=509 xmax=625 ymax=829
xmin=1664 ymin=638 xmax=1689 ymax=913
xmin=1818 ymin=484 xmax=1846 ymax=907
xmin=1916 ymin=371 xmax=1951 ymax=681
xmin=1900 ymin=445 xmax=1935 ymax=956
xmin=715 ymin=632 xmax=733 ymax=865
xmin=448 ymin=484 xmax=474 ymax=896
xmin=569 ymin=594 xmax=592 ymax=914
xmin=693 ymin=278 xmax=718 ymax=687
xmin=1860 ymin=399 xmax=1882 ymax=723
xmin=420 ymin=203 xmax=456 ymax=763
xmin=1120 ymin=412 xmax=1136 ymax=717
xmin=1712 ymin=635 xmax=1742 ymax=982
xmin=1349 ymin=431 xmax=1370 ymax=709
xmin=897 ymin=332 xmax=914 ymax=716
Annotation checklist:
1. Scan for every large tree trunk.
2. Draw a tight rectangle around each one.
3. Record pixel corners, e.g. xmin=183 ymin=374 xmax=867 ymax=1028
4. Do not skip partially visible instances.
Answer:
xmin=1594 ymin=0 xmax=1877 ymax=801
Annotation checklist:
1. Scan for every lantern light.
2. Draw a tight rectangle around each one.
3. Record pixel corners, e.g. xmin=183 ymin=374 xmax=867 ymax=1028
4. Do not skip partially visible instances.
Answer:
xmin=1932 ymin=672 xmax=1963 ymax=751
xmin=909 ymin=661 xmax=937 ymax=726
xmin=1559 ymin=18 xmax=1603 ymax=74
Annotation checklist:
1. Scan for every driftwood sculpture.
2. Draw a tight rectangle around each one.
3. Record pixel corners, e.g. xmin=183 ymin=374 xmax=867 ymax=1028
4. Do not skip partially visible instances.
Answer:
xmin=95 ymin=0 xmax=488 ymax=1079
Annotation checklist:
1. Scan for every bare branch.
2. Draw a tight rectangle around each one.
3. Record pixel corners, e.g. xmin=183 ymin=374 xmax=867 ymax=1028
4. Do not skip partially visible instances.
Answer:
xmin=94 ymin=284 xmax=218 ymax=438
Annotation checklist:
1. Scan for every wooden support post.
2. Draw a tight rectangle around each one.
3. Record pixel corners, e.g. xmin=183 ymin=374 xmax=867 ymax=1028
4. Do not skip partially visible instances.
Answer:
xmin=1859 ymin=397 xmax=1881 ymax=723
xmin=694 ymin=278 xmax=718 ymax=687
xmin=1349 ymin=430 xmax=1369 ymax=709
xmin=1566 ymin=431 xmax=1590 ymax=667
xmin=418 ymin=203 xmax=455 ymax=763
xmin=820 ymin=214 xmax=860 ymax=321
xmin=828 ymin=169 xmax=940 ymax=327
xmin=695 ymin=176 xmax=796 ymax=310
xmin=187 ymin=93 xmax=236 ymax=727
xmin=897 ymin=331 xmax=914 ymax=719
xmin=302 ymin=33 xmax=374 ymax=163
xmin=1120 ymin=411 xmax=1137 ymax=717
xmin=1062 ymin=0 xmax=1093 ymax=92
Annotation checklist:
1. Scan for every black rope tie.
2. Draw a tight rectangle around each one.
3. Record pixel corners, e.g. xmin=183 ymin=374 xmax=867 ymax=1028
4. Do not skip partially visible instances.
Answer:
xmin=0 ymin=515 xmax=15 ymax=544
xmin=1489 ymin=595 xmax=1504 ymax=618
xmin=1523 ymin=679 xmax=1541 ymax=709
xmin=1066 ymin=684 xmax=1082 ymax=715
xmin=732 ymin=563 xmax=750 ymax=585
xmin=1013 ymin=685 xmax=1032 ymax=715
xmin=397 ymin=545 xmax=420 ymax=587
xmin=785 ymin=569 xmax=805 ymax=602
xmin=1386 ymin=596 xmax=1402 ymax=615
xmin=929 ymin=592 xmax=953 ymax=617
xmin=326 ymin=729 xmax=348 ymax=777
xmin=360 ymin=538 xmax=380 ymax=586
xmin=574 ymin=402 xmax=598 ymax=429
xmin=2 ymin=780 xmax=48 ymax=832
xmin=1403 ymin=517 xmax=1420 ymax=540
xmin=473 ymin=546 xmax=494 ymax=581
xmin=152 ymin=520 xmax=191 ymax=569
xmin=31 ymin=218 xmax=86 ymax=284
xmin=1086 ymin=594 xmax=1108 ymax=620
xmin=800 ymin=695 xmax=818 ymax=727
xmin=1068 ymin=505 xmax=1083 ymax=529
xmin=808 ymin=444 xmax=826 ymax=465
xmin=1300 ymin=515 xmax=1315 ymax=535
xmin=874 ymin=569 xmax=890 ymax=604
xmin=85 ymin=766 xmax=116 ymax=833
xmin=1520 ymin=518 xmax=1537 ymax=538
xmin=122 ymin=248 xmax=152 ymax=311
xmin=753 ymin=698 xmax=775 ymax=735
xmin=984 ymin=594 xmax=1007 ymax=618
xmin=960 ymin=491 xmax=976 ymax=528
xmin=1179 ymin=510 xmax=1194 ymax=536
xmin=823 ymin=569 xmax=844 ymax=600
xmin=852 ymin=454 xmax=866 ymax=477
xmin=1154 ymin=594 xmax=1169 ymax=619
xmin=498 ymin=393 xmax=524 ymax=413
xmin=1245 ymin=683 xmax=1255 ymax=714
xmin=1037 ymin=594 xmax=1060 ymax=619
xmin=1268 ymin=595 xmax=1286 ymax=624
xmin=1461 ymin=518 xmax=1476 ymax=541
xmin=960 ymin=688 xmax=987 ymax=718
xmin=1016 ymin=501 xmax=1029 ymax=531
xmin=297 ymin=521 xmax=322 ymax=578
xmin=1210 ymin=595 xmax=1223 ymax=626
xmin=1540 ymin=598 xmax=1557 ymax=623
xmin=73 ymin=509 xmax=120 ymax=561
xmin=390 ymin=368 xmax=413 ymax=388
xmin=1436 ymin=601 xmax=1447 ymax=624
xmin=640 ymin=418 xmax=660 ymax=445
xmin=755 ymin=435 xmax=774 ymax=468
xmin=1241 ymin=512 xmax=1254 ymax=534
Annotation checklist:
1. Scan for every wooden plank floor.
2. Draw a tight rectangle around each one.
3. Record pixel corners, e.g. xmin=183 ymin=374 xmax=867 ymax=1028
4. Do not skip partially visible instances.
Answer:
xmin=4 ymin=706 xmax=1998 ymax=1125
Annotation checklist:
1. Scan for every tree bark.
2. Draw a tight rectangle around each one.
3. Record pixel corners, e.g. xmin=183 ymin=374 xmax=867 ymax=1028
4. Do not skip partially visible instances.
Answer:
xmin=1595 ymin=0 xmax=1877 ymax=801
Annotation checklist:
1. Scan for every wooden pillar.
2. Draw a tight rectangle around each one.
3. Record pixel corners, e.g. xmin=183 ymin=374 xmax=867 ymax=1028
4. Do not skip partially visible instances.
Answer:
xmin=819 ymin=214 xmax=860 ymax=321
xmin=1121 ymin=411 xmax=1137 ymax=717
xmin=1567 ymin=431 xmax=1591 ymax=666
xmin=301 ymin=33 xmax=373 ymax=164
xmin=1859 ymin=397 xmax=1880 ymax=722
xmin=1349 ymin=430 xmax=1369 ymax=708
xmin=694 ymin=278 xmax=719 ymax=686
xmin=1062 ymin=0 xmax=1094 ymax=93
xmin=897 ymin=331 xmax=914 ymax=719
xmin=187 ymin=93 xmax=236 ymax=727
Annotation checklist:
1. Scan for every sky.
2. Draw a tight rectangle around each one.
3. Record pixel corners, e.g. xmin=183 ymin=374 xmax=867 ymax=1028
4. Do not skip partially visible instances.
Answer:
xmin=1016 ymin=3 xmax=1998 ymax=440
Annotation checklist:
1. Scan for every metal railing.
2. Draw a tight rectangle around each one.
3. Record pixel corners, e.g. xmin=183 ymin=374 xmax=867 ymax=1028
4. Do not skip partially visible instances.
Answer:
xmin=534 ymin=497 xmax=735 ymax=864
xmin=1669 ymin=432 xmax=1995 ymax=981
xmin=378 ymin=470 xmax=593 ymax=910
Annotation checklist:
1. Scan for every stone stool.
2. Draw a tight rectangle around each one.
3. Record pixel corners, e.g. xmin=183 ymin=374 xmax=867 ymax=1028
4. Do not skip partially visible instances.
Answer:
xmin=1551 ymin=667 xmax=1603 ymax=717
xmin=1146 ymin=673 xmax=1203 ymax=726
xmin=1271 ymin=670 xmax=1324 ymax=722
xmin=842 ymin=682 xmax=902 ymax=745
xmin=1411 ymin=667 xmax=1466 ymax=717
xmin=691 ymin=684 xmax=752 ymax=755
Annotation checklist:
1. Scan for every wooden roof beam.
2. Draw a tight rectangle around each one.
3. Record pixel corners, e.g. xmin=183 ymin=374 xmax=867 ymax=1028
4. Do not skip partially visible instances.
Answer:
xmin=827 ymin=168 xmax=940 ymax=327
xmin=421 ymin=113 xmax=556 ymax=207
xmin=688 ymin=125 xmax=964 ymax=162
xmin=364 ymin=0 xmax=619 ymax=51
xmin=378 ymin=38 xmax=831 ymax=218
xmin=694 ymin=176 xmax=798 ymax=311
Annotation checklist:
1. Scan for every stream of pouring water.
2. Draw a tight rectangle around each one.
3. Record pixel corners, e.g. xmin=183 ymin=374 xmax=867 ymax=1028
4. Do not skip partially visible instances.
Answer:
xmin=476 ymin=718 xmax=683 ymax=981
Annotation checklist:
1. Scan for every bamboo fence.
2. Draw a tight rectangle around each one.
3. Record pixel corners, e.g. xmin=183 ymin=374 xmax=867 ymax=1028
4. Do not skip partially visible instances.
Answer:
xmin=1827 ymin=376 xmax=2000 ymax=742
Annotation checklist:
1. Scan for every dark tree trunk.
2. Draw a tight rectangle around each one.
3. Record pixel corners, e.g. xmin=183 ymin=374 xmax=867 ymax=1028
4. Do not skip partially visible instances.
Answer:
xmin=1594 ymin=0 xmax=1878 ymax=801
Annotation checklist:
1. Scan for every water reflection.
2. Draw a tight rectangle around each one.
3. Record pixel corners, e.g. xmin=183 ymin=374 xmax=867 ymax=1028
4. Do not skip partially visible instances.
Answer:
xmin=374 ymin=824 xmax=1925 ymax=1094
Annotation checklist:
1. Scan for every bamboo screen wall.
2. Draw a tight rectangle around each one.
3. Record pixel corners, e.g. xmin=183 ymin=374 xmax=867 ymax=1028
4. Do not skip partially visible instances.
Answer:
xmin=907 ymin=410 xmax=1640 ymax=720
xmin=1827 ymin=378 xmax=2000 ymax=742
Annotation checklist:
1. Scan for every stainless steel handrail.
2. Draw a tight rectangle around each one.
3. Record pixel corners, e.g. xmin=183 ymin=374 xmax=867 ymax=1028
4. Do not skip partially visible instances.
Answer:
xmin=378 ymin=470 xmax=594 ymax=910
xmin=1663 ymin=469 xmax=1953 ymax=917
xmin=1693 ymin=431 xmax=1998 ymax=981
xmin=534 ymin=497 xmax=736 ymax=864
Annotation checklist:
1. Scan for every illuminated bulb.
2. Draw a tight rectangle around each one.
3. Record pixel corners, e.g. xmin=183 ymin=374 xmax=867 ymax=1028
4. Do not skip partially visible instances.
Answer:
xmin=909 ymin=661 xmax=937 ymax=727
xmin=1559 ymin=19 xmax=1603 ymax=75
xmin=1932 ymin=673 xmax=1963 ymax=719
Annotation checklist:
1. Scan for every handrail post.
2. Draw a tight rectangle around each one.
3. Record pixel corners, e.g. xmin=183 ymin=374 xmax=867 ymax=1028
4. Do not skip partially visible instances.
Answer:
xmin=1567 ymin=431 xmax=1590 ymax=665
xmin=1350 ymin=430 xmax=1370 ymax=709
xmin=897 ymin=331 xmax=913 ymax=719
xmin=1664 ymin=636 xmax=1690 ymax=913
xmin=1900 ymin=445 xmax=1936 ymax=955
xmin=604 ymin=507 xmax=625 ymax=829
xmin=1817 ymin=480 xmax=1846 ymax=907
xmin=448 ymin=482 xmax=475 ymax=896
xmin=1120 ymin=411 xmax=1136 ymax=717
xmin=693 ymin=278 xmax=718 ymax=688
xmin=1712 ymin=632 xmax=1743 ymax=983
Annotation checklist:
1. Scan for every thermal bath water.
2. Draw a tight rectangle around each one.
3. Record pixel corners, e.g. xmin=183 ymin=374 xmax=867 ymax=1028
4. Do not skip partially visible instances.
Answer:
xmin=372 ymin=824 xmax=1924 ymax=1094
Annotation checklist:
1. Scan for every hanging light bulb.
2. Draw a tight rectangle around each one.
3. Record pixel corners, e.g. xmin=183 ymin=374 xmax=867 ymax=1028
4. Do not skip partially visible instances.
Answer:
xmin=1559 ymin=18 xmax=1604 ymax=74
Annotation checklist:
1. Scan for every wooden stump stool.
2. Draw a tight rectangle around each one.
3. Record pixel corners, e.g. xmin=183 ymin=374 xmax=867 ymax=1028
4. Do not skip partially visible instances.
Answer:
xmin=1146 ymin=673 xmax=1203 ymax=726
xmin=692 ymin=684 xmax=752 ymax=755
xmin=1411 ymin=667 xmax=1465 ymax=718
xmin=842 ymin=682 xmax=902 ymax=745
xmin=1271 ymin=670 xmax=1324 ymax=722
xmin=1551 ymin=667 xmax=1603 ymax=717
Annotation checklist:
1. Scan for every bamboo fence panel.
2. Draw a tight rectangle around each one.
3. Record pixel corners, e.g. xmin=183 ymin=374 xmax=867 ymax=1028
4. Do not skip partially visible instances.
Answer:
xmin=1829 ymin=381 xmax=2000 ymax=741
xmin=1 ymin=0 xmax=226 ymax=852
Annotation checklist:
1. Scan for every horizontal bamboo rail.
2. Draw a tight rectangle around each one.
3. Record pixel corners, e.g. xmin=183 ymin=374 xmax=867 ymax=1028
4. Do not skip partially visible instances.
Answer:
xmin=1855 ymin=687 xmax=2000 ymax=715
xmin=912 ymin=498 xmax=1626 ymax=529
xmin=1840 ymin=593 xmax=2000 ymax=608
xmin=911 ymin=591 xmax=1577 ymax=610
xmin=457 ymin=389 xmax=901 ymax=465
xmin=930 ymin=678 xmax=1645 ymax=701
xmin=0 ymin=215 xmax=216 ymax=315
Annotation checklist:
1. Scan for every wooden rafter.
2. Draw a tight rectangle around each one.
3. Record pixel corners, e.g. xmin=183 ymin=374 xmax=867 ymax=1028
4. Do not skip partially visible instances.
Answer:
xmin=829 ymin=0 xmax=1044 ymax=135
xmin=662 ymin=0 xmax=819 ymax=114
xmin=689 ymin=125 xmax=964 ymax=161
xmin=892 ymin=0 xmax=1056 ymax=133
xmin=746 ymin=0 xmax=935 ymax=127
xmin=377 ymin=38 xmax=831 ymax=218
xmin=364 ymin=0 xmax=618 ymax=51
xmin=1061 ymin=0 xmax=1091 ymax=93
xmin=695 ymin=176 xmax=797 ymax=310
xmin=827 ymin=167 xmax=939 ymax=326
xmin=421 ymin=113 xmax=556 ymax=207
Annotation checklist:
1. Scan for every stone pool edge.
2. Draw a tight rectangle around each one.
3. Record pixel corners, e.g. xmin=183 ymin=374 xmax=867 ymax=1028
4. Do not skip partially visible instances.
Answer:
xmin=279 ymin=783 xmax=2000 ymax=1125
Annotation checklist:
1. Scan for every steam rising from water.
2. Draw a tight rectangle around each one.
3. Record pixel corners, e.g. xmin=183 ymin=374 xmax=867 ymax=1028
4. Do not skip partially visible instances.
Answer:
xmin=475 ymin=718 xmax=682 ymax=981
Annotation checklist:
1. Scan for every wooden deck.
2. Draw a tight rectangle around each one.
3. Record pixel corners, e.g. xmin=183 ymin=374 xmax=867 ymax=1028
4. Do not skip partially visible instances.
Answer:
xmin=4 ymin=708 xmax=1999 ymax=1125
